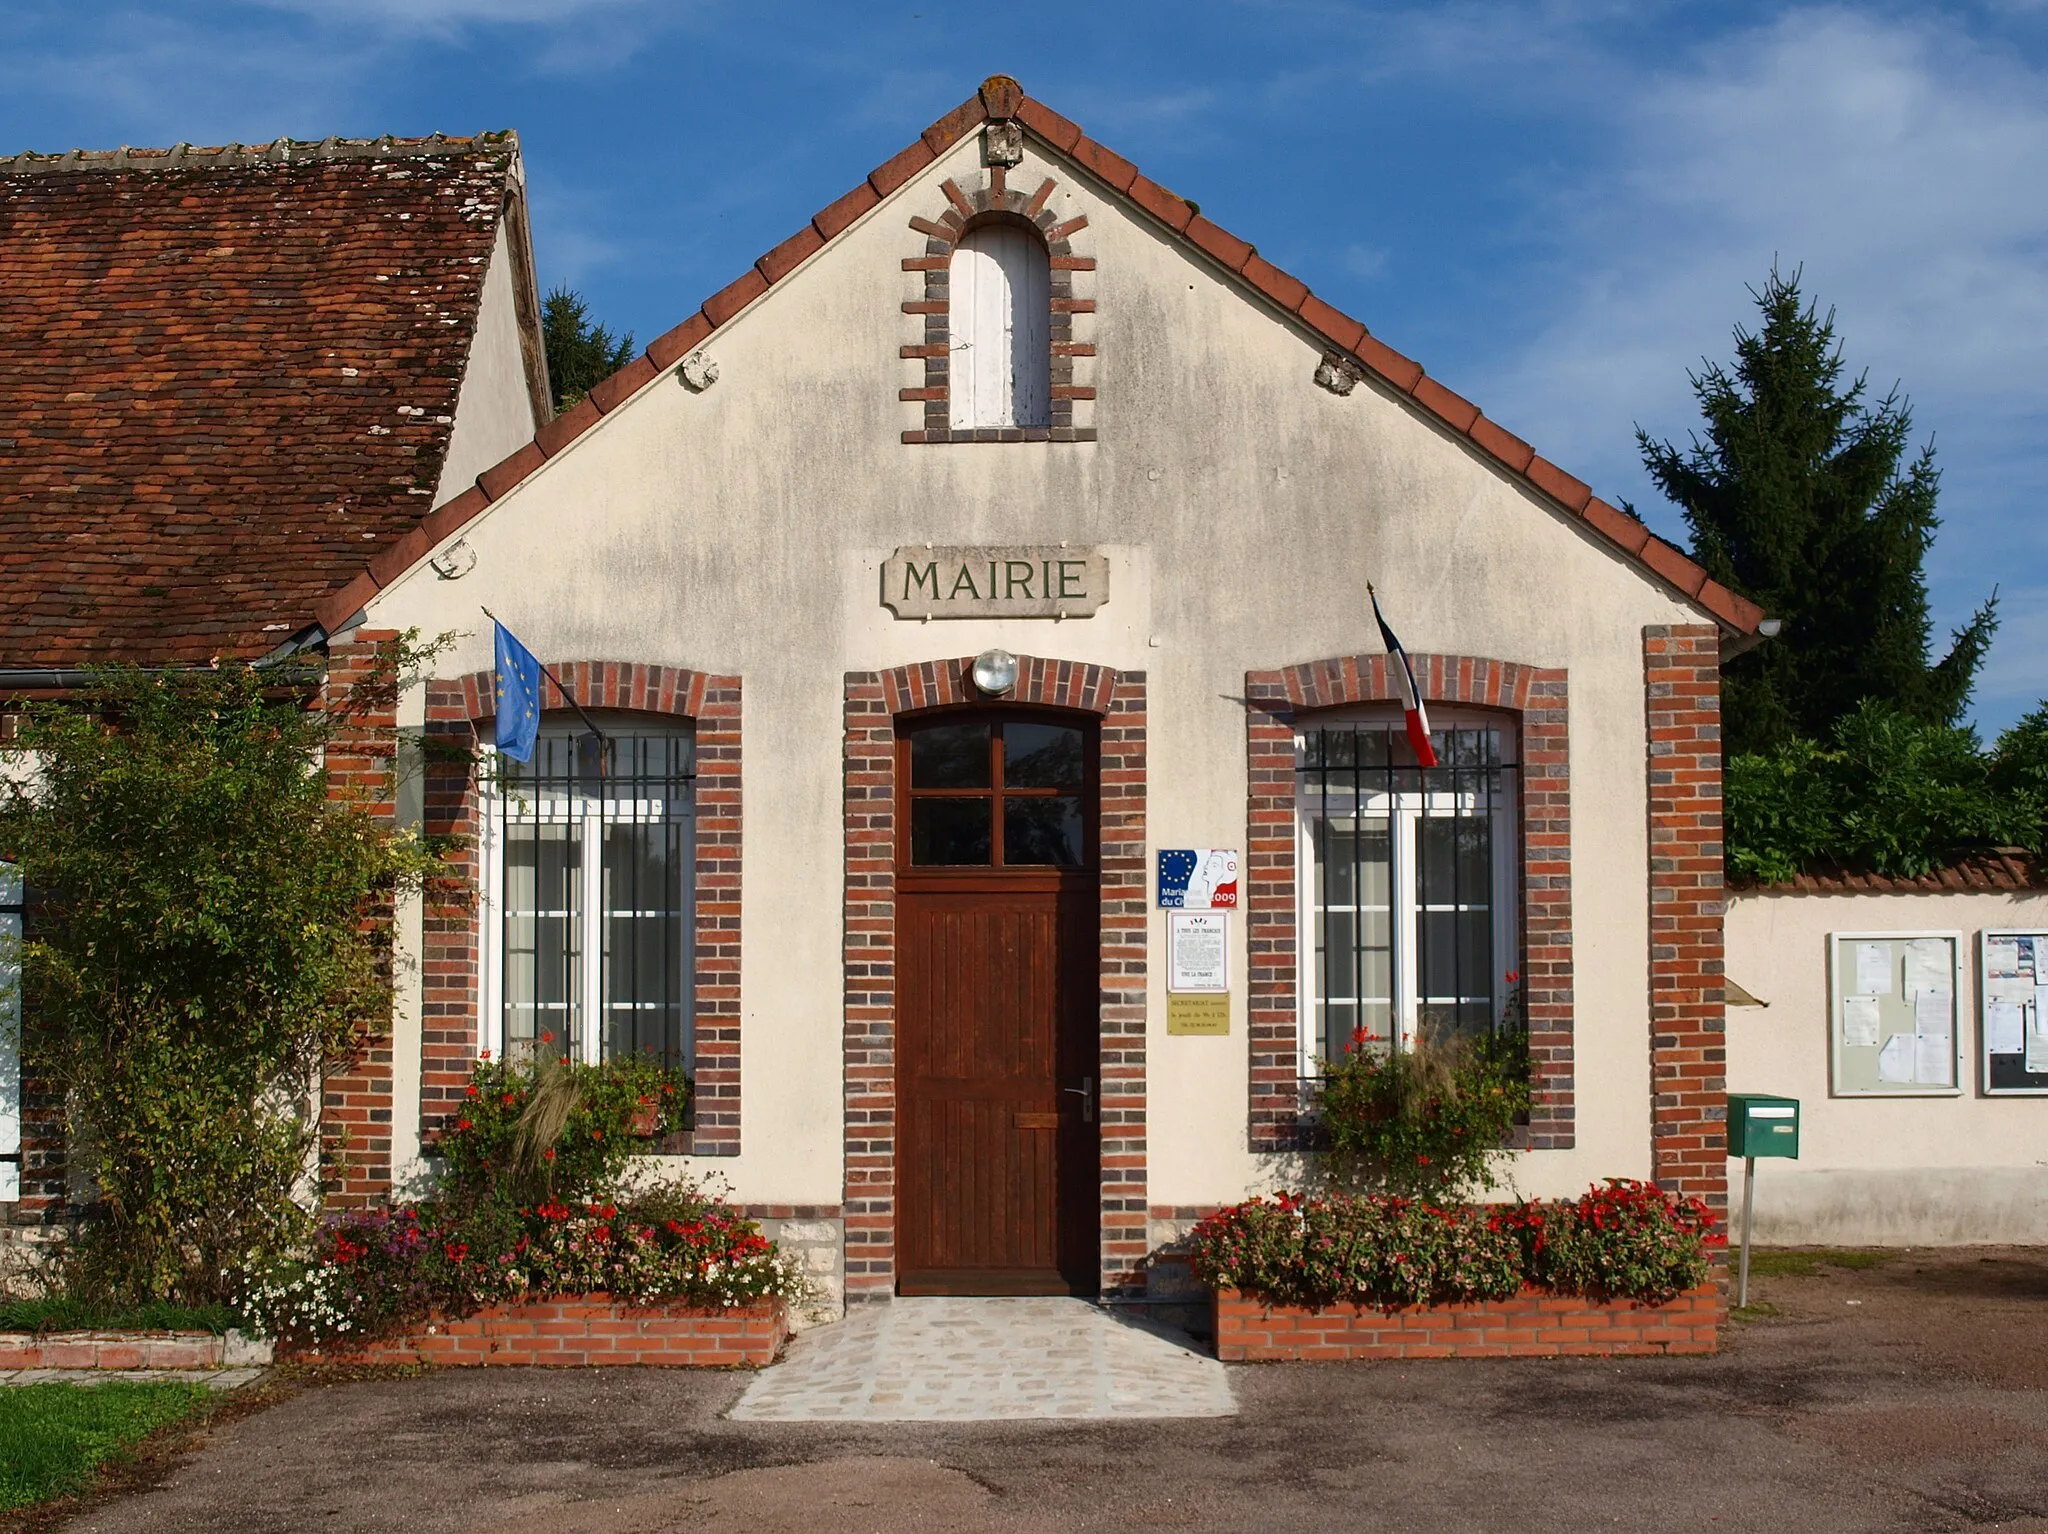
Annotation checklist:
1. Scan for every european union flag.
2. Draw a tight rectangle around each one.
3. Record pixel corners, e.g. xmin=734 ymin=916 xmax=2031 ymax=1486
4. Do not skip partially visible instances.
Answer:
xmin=493 ymin=620 xmax=542 ymax=764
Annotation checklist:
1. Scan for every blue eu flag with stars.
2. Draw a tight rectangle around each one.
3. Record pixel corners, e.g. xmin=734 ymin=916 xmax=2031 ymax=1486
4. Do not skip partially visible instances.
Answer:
xmin=493 ymin=620 xmax=542 ymax=764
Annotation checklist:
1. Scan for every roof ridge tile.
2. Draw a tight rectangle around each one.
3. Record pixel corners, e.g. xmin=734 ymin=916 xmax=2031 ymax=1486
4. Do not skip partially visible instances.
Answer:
xmin=0 ymin=132 xmax=519 ymax=176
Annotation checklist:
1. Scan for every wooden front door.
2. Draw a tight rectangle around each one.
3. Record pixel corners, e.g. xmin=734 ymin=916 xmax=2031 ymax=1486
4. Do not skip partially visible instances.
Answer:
xmin=895 ymin=710 xmax=1100 ymax=1296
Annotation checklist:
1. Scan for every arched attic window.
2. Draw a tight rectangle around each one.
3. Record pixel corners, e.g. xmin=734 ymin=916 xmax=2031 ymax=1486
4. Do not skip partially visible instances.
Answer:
xmin=949 ymin=219 xmax=1050 ymax=430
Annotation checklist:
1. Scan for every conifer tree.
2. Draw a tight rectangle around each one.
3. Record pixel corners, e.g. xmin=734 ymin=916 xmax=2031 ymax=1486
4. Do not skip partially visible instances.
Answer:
xmin=541 ymin=286 xmax=634 ymax=412
xmin=1637 ymin=268 xmax=1996 ymax=755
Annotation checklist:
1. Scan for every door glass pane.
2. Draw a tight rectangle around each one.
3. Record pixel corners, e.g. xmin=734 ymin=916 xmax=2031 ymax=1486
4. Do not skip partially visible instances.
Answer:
xmin=1004 ymin=795 xmax=1083 ymax=865
xmin=910 ymin=722 xmax=992 ymax=788
xmin=911 ymin=799 xmax=993 ymax=864
xmin=1003 ymin=723 xmax=1084 ymax=787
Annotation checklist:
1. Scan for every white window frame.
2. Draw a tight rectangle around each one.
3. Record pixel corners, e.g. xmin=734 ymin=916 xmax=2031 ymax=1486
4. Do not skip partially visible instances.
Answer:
xmin=1293 ymin=709 xmax=1520 ymax=1076
xmin=1 ymin=863 xmax=21 ymax=1202
xmin=477 ymin=725 xmax=695 ymax=1070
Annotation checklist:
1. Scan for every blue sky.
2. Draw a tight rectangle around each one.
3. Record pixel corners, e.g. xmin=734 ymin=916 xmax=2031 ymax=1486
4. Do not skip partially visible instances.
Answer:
xmin=6 ymin=2 xmax=2044 ymax=732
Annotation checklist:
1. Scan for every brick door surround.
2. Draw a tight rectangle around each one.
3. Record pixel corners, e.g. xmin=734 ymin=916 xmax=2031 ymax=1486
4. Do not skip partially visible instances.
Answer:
xmin=1243 ymin=653 xmax=1574 ymax=1152
xmin=843 ymin=656 xmax=1147 ymax=1299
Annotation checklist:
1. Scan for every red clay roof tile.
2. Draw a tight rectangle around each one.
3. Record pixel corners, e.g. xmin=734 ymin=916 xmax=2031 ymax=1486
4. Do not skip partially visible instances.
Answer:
xmin=0 ymin=134 xmax=521 ymax=665
xmin=1740 ymin=851 xmax=2044 ymax=894
xmin=305 ymin=81 xmax=1770 ymax=639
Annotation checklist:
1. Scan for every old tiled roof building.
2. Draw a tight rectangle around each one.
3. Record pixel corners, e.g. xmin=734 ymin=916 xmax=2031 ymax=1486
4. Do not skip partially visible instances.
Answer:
xmin=0 ymin=135 xmax=549 ymax=668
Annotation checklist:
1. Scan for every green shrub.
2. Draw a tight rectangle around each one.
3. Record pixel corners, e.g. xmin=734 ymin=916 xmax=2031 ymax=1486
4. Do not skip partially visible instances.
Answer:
xmin=1509 ymin=1179 xmax=1719 ymax=1302
xmin=437 ymin=1048 xmax=691 ymax=1207
xmin=1726 ymin=698 xmax=2047 ymax=882
xmin=1316 ymin=1023 xmax=1530 ymax=1200
xmin=0 ymin=649 xmax=450 ymax=1304
xmin=232 ymin=1056 xmax=781 ymax=1346
xmin=1188 ymin=1180 xmax=1719 ymax=1309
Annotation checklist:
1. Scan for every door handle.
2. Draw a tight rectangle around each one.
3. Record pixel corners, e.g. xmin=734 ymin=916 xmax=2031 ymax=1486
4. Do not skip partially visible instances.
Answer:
xmin=1063 ymin=1075 xmax=1096 ymax=1124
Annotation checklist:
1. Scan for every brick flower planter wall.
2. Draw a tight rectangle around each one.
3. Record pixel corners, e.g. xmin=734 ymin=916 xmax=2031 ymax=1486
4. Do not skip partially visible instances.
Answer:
xmin=1214 ymin=1286 xmax=1719 ymax=1361
xmin=281 ymin=1297 xmax=787 ymax=1369
xmin=0 ymin=1330 xmax=271 ymax=1370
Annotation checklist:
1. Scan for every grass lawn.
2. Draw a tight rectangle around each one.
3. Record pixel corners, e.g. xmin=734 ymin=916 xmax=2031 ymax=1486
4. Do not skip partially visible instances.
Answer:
xmin=1742 ymin=1248 xmax=1899 ymax=1279
xmin=0 ymin=1381 xmax=214 ymax=1512
xmin=0 ymin=1298 xmax=236 ymax=1336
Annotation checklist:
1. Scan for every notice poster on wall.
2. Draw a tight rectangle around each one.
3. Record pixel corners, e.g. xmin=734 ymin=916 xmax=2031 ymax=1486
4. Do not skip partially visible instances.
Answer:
xmin=1982 ymin=931 xmax=2048 ymax=1094
xmin=1167 ymin=911 xmax=1229 ymax=993
xmin=1830 ymin=931 xmax=1961 ymax=1096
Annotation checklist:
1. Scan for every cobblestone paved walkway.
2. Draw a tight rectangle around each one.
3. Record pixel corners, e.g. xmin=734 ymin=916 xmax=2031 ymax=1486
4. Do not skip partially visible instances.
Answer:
xmin=730 ymin=1296 xmax=1234 ymax=1422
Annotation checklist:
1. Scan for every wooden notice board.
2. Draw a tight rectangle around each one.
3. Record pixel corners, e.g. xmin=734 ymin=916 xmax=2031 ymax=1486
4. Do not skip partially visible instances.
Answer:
xmin=1828 ymin=931 xmax=1962 ymax=1097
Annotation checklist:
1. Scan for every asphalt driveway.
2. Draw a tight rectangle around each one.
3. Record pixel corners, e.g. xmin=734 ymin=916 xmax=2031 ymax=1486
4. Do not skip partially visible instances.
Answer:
xmin=55 ymin=1248 xmax=2048 ymax=1534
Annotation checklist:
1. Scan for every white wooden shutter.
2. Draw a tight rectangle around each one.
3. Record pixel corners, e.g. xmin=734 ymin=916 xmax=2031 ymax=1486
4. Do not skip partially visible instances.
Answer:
xmin=949 ymin=224 xmax=1050 ymax=430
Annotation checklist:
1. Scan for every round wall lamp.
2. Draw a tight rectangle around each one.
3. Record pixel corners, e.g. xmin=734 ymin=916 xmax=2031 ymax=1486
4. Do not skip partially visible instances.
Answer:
xmin=971 ymin=648 xmax=1019 ymax=696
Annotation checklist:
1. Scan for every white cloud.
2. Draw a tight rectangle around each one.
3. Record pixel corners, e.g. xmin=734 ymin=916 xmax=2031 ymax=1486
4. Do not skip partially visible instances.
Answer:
xmin=1464 ymin=7 xmax=2048 ymax=726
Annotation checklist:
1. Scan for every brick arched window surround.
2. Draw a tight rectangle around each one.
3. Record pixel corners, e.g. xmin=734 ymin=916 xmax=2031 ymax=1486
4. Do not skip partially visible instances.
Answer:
xmin=901 ymin=169 xmax=1095 ymax=444
xmin=844 ymin=655 xmax=1146 ymax=1300
xmin=1245 ymin=654 xmax=1572 ymax=1153
xmin=420 ymin=661 xmax=742 ymax=1157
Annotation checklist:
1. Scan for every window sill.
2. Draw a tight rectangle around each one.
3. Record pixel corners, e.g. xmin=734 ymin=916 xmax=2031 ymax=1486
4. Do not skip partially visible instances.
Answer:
xmin=900 ymin=427 xmax=1097 ymax=444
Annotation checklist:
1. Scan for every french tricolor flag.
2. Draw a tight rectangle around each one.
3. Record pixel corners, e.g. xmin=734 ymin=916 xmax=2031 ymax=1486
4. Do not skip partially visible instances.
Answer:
xmin=1369 ymin=585 xmax=1438 ymax=769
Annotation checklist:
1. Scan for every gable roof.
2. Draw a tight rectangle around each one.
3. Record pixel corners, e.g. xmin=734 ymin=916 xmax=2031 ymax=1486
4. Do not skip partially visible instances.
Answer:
xmin=313 ymin=77 xmax=1763 ymax=640
xmin=0 ymin=133 xmax=545 ymax=668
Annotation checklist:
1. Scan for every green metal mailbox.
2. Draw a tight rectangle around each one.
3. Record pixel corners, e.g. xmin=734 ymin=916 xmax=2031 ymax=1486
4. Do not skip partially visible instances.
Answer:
xmin=1727 ymin=1093 xmax=1800 ymax=1158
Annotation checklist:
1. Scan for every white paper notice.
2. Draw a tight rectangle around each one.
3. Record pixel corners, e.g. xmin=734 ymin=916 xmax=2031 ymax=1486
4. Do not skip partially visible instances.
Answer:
xmin=1987 ymin=1002 xmax=2026 ymax=1055
xmin=1856 ymin=942 xmax=1893 ymax=995
xmin=1166 ymin=911 xmax=1229 ymax=993
xmin=1878 ymin=1033 xmax=1914 ymax=1083
xmin=1914 ymin=1032 xmax=1951 ymax=1085
xmin=1913 ymin=988 xmax=1953 ymax=1039
xmin=2029 ymin=1037 xmax=2048 ymax=1075
xmin=1842 ymin=994 xmax=1881 ymax=1048
xmin=1986 ymin=938 xmax=2024 ymax=979
xmin=1904 ymin=938 xmax=1951 ymax=995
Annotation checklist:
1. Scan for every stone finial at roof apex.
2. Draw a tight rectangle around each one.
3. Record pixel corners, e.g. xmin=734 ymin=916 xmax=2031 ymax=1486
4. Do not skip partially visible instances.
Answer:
xmin=980 ymin=75 xmax=1025 ymax=120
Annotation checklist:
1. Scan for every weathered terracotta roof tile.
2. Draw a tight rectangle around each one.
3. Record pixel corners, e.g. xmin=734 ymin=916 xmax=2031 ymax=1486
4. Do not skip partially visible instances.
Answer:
xmin=0 ymin=134 xmax=521 ymax=665
xmin=1738 ymin=850 xmax=2045 ymax=895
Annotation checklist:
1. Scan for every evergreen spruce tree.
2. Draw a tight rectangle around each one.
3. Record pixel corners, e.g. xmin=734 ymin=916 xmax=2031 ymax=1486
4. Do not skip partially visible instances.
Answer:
xmin=541 ymin=286 xmax=634 ymax=412
xmin=1637 ymin=268 xmax=1996 ymax=755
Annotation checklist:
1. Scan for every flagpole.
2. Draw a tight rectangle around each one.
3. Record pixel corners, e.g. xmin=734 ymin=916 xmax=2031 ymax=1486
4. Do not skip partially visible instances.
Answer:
xmin=480 ymin=606 xmax=609 ymax=750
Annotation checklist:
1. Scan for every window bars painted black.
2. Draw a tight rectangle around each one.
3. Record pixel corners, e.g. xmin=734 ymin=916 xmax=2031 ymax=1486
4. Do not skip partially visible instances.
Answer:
xmin=1297 ymin=722 xmax=1519 ymax=1070
xmin=498 ymin=729 xmax=696 ymax=1071
xmin=0 ymin=863 xmax=21 ymax=1201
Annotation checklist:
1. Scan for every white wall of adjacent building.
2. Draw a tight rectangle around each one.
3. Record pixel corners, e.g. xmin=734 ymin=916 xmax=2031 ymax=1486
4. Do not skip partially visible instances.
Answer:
xmin=1727 ymin=888 xmax=2048 ymax=1245
xmin=433 ymin=217 xmax=545 ymax=507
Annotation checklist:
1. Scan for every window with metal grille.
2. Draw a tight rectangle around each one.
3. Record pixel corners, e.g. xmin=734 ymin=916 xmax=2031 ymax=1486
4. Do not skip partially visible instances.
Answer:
xmin=1296 ymin=715 xmax=1520 ymax=1071
xmin=482 ymin=724 xmax=695 ymax=1071
xmin=0 ymin=863 xmax=20 ymax=1202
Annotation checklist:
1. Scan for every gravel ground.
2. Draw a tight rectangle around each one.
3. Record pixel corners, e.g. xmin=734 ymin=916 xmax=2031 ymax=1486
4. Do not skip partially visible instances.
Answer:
xmin=52 ymin=1247 xmax=2048 ymax=1534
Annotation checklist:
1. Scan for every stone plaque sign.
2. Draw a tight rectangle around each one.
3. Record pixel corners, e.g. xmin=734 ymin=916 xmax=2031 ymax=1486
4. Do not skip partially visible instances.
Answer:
xmin=882 ymin=545 xmax=1108 ymax=619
